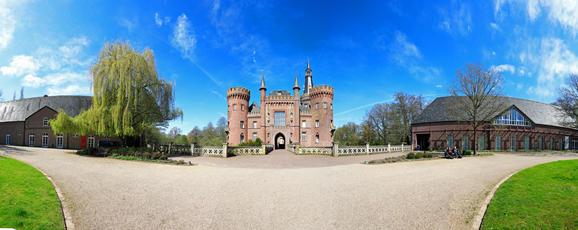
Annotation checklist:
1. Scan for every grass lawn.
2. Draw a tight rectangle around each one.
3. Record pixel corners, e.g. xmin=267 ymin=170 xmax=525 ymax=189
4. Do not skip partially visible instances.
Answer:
xmin=482 ymin=159 xmax=578 ymax=229
xmin=0 ymin=156 xmax=64 ymax=229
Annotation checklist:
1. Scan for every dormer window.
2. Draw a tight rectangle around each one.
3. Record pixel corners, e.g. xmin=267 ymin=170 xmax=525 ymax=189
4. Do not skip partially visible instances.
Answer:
xmin=43 ymin=117 xmax=48 ymax=126
xmin=493 ymin=108 xmax=531 ymax=127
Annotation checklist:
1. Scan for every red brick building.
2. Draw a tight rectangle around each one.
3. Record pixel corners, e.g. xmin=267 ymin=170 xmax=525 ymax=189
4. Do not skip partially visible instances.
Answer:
xmin=412 ymin=96 xmax=578 ymax=151
xmin=0 ymin=95 xmax=121 ymax=149
xmin=226 ymin=60 xmax=336 ymax=149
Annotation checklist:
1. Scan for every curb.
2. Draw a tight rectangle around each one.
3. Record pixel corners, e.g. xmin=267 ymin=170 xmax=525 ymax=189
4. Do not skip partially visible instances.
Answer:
xmin=471 ymin=170 xmax=521 ymax=230
xmin=33 ymin=166 xmax=75 ymax=230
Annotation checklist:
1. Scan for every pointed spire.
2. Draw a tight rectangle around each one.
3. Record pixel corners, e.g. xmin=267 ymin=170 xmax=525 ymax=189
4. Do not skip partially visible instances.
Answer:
xmin=307 ymin=58 xmax=310 ymax=69
xmin=259 ymin=70 xmax=266 ymax=90
xmin=293 ymin=69 xmax=300 ymax=90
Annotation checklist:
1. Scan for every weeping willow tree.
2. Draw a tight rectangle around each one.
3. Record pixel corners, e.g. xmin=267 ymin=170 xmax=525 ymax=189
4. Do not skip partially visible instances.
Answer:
xmin=50 ymin=40 xmax=183 ymax=146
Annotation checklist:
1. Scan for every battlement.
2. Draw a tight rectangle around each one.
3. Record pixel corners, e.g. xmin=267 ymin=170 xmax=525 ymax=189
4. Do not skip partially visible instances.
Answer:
xmin=310 ymin=85 xmax=334 ymax=92
xmin=309 ymin=84 xmax=334 ymax=99
xmin=266 ymin=95 xmax=295 ymax=100
xmin=227 ymin=87 xmax=250 ymax=101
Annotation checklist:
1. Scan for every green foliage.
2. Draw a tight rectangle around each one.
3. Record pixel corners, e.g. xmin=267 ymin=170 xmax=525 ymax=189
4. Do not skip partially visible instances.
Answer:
xmin=427 ymin=153 xmax=434 ymax=158
xmin=144 ymin=125 xmax=169 ymax=146
xmin=237 ymin=138 xmax=262 ymax=146
xmin=0 ymin=157 xmax=64 ymax=229
xmin=407 ymin=152 xmax=415 ymax=159
xmin=415 ymin=152 xmax=423 ymax=159
xmin=334 ymin=122 xmax=363 ymax=146
xmin=465 ymin=150 xmax=473 ymax=155
xmin=482 ymin=160 xmax=578 ymax=229
xmin=187 ymin=117 xmax=227 ymax=146
xmin=50 ymin=40 xmax=183 ymax=145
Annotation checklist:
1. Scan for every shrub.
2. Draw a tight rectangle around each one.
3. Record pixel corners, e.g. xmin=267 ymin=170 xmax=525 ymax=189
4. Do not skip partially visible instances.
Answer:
xmin=407 ymin=152 xmax=415 ymax=159
xmin=153 ymin=152 xmax=162 ymax=159
xmin=415 ymin=152 xmax=423 ymax=159
xmin=465 ymin=150 xmax=473 ymax=155
xmin=159 ymin=155 xmax=168 ymax=160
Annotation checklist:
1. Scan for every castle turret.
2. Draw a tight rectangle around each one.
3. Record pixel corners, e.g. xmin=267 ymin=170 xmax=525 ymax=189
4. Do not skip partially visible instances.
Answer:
xmin=301 ymin=59 xmax=313 ymax=107
xmin=227 ymin=87 xmax=250 ymax=145
xmin=259 ymin=72 xmax=267 ymax=141
xmin=309 ymin=85 xmax=335 ymax=146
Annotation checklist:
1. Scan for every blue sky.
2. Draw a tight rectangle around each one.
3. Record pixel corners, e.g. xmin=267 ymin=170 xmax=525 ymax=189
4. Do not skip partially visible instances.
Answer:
xmin=1 ymin=0 xmax=578 ymax=135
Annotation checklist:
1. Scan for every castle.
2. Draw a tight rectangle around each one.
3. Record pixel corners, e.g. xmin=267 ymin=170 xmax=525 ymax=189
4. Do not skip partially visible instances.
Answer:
xmin=226 ymin=60 xmax=336 ymax=149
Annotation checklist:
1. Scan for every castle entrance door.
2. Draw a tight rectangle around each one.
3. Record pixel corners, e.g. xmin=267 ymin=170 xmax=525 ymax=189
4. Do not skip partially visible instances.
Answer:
xmin=275 ymin=133 xmax=286 ymax=149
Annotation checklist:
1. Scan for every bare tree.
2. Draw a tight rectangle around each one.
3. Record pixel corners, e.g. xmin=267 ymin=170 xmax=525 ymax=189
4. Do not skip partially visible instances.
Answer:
xmin=393 ymin=92 xmax=428 ymax=144
xmin=554 ymin=73 xmax=578 ymax=128
xmin=0 ymin=89 xmax=3 ymax=102
xmin=167 ymin=127 xmax=182 ymax=144
xmin=13 ymin=91 xmax=16 ymax=100
xmin=447 ymin=63 xmax=507 ymax=155
xmin=20 ymin=87 xmax=24 ymax=99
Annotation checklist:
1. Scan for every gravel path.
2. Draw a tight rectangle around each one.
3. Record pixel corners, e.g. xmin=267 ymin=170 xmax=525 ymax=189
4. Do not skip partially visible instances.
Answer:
xmin=2 ymin=145 xmax=577 ymax=229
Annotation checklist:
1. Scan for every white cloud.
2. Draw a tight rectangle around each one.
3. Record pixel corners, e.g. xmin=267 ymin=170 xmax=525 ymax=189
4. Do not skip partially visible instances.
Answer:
xmin=524 ymin=38 xmax=578 ymax=97
xmin=217 ymin=112 xmax=226 ymax=118
xmin=438 ymin=2 xmax=473 ymax=36
xmin=22 ymin=74 xmax=45 ymax=88
xmin=518 ymin=67 xmax=526 ymax=76
xmin=490 ymin=23 xmax=500 ymax=30
xmin=436 ymin=85 xmax=442 ymax=88
xmin=47 ymin=84 xmax=90 ymax=96
xmin=491 ymin=64 xmax=516 ymax=74
xmin=0 ymin=3 xmax=16 ymax=50
xmin=211 ymin=90 xmax=227 ymax=100
xmin=391 ymin=31 xmax=421 ymax=65
xmin=119 ymin=18 xmax=137 ymax=32
xmin=155 ymin=13 xmax=163 ymax=26
xmin=409 ymin=66 xmax=441 ymax=82
xmin=171 ymin=14 xmax=196 ymax=60
xmin=164 ymin=17 xmax=171 ymax=24
xmin=1 ymin=55 xmax=40 ymax=77
xmin=496 ymin=0 xmax=578 ymax=33
xmin=517 ymin=83 xmax=523 ymax=90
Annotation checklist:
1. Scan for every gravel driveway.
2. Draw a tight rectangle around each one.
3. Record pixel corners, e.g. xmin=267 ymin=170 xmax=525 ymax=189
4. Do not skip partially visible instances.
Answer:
xmin=1 ymin=145 xmax=576 ymax=229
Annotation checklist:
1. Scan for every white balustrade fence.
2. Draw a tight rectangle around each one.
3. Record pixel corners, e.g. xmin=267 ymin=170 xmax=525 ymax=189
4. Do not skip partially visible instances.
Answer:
xmin=298 ymin=146 xmax=333 ymax=155
xmin=193 ymin=147 xmax=225 ymax=157
xmin=229 ymin=146 xmax=263 ymax=155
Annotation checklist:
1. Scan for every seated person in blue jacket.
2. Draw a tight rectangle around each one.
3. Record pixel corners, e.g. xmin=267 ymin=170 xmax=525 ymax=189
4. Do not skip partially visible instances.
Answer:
xmin=452 ymin=146 xmax=461 ymax=158
xmin=444 ymin=147 xmax=452 ymax=158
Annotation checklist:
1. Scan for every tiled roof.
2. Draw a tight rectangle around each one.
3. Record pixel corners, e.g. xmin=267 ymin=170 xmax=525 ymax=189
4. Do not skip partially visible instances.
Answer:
xmin=249 ymin=101 xmax=260 ymax=113
xmin=0 ymin=96 xmax=92 ymax=122
xmin=412 ymin=96 xmax=573 ymax=128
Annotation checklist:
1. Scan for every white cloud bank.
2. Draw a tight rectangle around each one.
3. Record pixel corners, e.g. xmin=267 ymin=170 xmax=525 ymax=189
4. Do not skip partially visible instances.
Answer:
xmin=171 ymin=14 xmax=196 ymax=60
xmin=496 ymin=0 xmax=578 ymax=33
xmin=0 ymin=55 xmax=40 ymax=77
xmin=491 ymin=64 xmax=516 ymax=74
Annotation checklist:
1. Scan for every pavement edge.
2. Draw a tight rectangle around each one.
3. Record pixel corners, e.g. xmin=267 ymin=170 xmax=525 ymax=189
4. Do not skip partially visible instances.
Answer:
xmin=33 ymin=166 xmax=75 ymax=230
xmin=471 ymin=169 xmax=521 ymax=230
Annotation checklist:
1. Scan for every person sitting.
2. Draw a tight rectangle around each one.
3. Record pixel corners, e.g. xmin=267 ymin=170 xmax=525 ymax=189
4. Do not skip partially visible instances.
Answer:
xmin=444 ymin=147 xmax=453 ymax=159
xmin=452 ymin=146 xmax=462 ymax=158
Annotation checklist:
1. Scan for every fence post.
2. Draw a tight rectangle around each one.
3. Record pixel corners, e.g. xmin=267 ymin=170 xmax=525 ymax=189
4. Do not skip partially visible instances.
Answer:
xmin=190 ymin=143 xmax=195 ymax=156
xmin=222 ymin=142 xmax=228 ymax=158
xmin=401 ymin=143 xmax=404 ymax=152
xmin=388 ymin=143 xmax=391 ymax=153
xmin=296 ymin=144 xmax=300 ymax=155
xmin=262 ymin=144 xmax=266 ymax=155
xmin=333 ymin=142 xmax=339 ymax=157
xmin=168 ymin=143 xmax=172 ymax=155
xmin=366 ymin=142 xmax=370 ymax=155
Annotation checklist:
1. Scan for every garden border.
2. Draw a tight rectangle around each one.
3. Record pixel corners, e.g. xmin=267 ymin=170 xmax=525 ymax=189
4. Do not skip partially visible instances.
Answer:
xmin=472 ymin=169 xmax=521 ymax=230
xmin=32 ymin=165 xmax=75 ymax=230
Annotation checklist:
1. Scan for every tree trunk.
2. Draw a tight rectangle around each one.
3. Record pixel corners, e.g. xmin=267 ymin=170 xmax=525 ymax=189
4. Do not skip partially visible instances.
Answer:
xmin=473 ymin=127 xmax=477 ymax=155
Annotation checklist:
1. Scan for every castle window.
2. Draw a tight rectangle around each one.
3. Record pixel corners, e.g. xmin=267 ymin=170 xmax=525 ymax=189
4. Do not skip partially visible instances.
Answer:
xmin=302 ymin=120 xmax=306 ymax=128
xmin=87 ymin=137 xmax=95 ymax=148
xmin=330 ymin=103 xmax=332 ymax=109
xmin=274 ymin=111 xmax=285 ymax=126
xmin=253 ymin=121 xmax=257 ymax=128
xmin=268 ymin=133 xmax=270 ymax=138
xmin=240 ymin=121 xmax=244 ymax=129
xmin=316 ymin=103 xmax=319 ymax=109
xmin=233 ymin=104 xmax=237 ymax=111
xmin=5 ymin=134 xmax=10 ymax=145
xmin=240 ymin=134 xmax=244 ymax=143
xmin=493 ymin=108 xmax=531 ymax=127
xmin=315 ymin=120 xmax=319 ymax=128
xmin=42 ymin=133 xmax=49 ymax=148
xmin=323 ymin=103 xmax=326 ymax=109
xmin=241 ymin=104 xmax=244 ymax=111
xmin=57 ymin=134 xmax=63 ymax=149
xmin=29 ymin=133 xmax=35 ymax=147
xmin=253 ymin=132 xmax=257 ymax=141
xmin=316 ymin=133 xmax=319 ymax=143
xmin=43 ymin=117 xmax=48 ymax=126
xmin=302 ymin=132 xmax=306 ymax=141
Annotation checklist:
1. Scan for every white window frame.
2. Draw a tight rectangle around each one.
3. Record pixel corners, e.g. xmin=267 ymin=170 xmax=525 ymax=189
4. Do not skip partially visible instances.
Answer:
xmin=478 ymin=136 xmax=485 ymax=151
xmin=240 ymin=121 xmax=244 ymax=129
xmin=5 ymin=134 xmax=10 ymax=145
xmin=29 ymin=134 xmax=35 ymax=147
xmin=43 ymin=117 xmax=48 ymax=126
xmin=302 ymin=120 xmax=306 ymax=128
xmin=496 ymin=136 xmax=502 ymax=150
xmin=233 ymin=104 xmax=236 ymax=111
xmin=56 ymin=134 xmax=63 ymax=149
xmin=315 ymin=133 xmax=319 ymax=143
xmin=240 ymin=134 xmax=244 ymax=143
xmin=253 ymin=132 xmax=257 ymax=141
xmin=315 ymin=120 xmax=319 ymax=128
xmin=302 ymin=132 xmax=306 ymax=141
xmin=524 ymin=136 xmax=530 ymax=150
xmin=511 ymin=136 xmax=516 ymax=151
xmin=316 ymin=103 xmax=319 ymax=109
xmin=253 ymin=121 xmax=257 ymax=129
xmin=241 ymin=104 xmax=244 ymax=111
xmin=323 ymin=103 xmax=327 ymax=109
xmin=87 ymin=137 xmax=95 ymax=148
xmin=42 ymin=134 xmax=49 ymax=148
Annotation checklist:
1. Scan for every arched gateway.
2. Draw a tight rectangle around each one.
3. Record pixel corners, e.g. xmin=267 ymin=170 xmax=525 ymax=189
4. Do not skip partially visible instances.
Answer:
xmin=275 ymin=133 xmax=285 ymax=149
